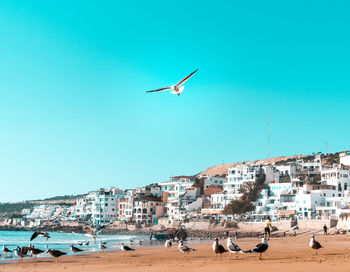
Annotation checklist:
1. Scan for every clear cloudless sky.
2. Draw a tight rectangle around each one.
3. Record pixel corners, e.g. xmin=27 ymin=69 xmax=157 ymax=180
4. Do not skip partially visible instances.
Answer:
xmin=0 ymin=0 xmax=350 ymax=202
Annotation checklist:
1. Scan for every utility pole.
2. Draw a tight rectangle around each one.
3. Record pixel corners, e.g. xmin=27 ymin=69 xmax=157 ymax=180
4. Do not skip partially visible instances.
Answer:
xmin=267 ymin=115 xmax=271 ymax=159
xmin=325 ymin=141 xmax=328 ymax=154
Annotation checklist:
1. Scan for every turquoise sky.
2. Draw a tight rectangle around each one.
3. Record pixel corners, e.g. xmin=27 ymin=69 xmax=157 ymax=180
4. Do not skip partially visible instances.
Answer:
xmin=1 ymin=1 xmax=350 ymax=202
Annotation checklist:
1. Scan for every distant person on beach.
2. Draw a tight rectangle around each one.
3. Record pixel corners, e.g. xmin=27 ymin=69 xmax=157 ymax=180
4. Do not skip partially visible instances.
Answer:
xmin=235 ymin=231 xmax=238 ymax=239
xmin=323 ymin=224 xmax=328 ymax=235
xmin=264 ymin=217 xmax=272 ymax=239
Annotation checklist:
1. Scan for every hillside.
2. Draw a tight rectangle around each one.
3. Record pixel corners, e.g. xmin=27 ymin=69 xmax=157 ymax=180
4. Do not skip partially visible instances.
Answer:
xmin=197 ymin=154 xmax=309 ymax=177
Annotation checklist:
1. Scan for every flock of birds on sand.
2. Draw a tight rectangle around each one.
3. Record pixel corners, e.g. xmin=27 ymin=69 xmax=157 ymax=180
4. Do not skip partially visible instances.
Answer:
xmin=0 ymin=227 xmax=137 ymax=263
xmin=1 ymin=228 xmax=324 ymax=263
xmin=166 ymin=233 xmax=323 ymax=260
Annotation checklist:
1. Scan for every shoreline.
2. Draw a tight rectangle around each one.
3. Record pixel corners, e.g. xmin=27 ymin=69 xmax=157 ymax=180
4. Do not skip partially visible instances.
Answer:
xmin=2 ymin=234 xmax=350 ymax=272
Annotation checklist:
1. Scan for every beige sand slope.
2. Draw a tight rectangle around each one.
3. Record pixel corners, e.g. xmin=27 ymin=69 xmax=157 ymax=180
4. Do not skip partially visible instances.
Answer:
xmin=2 ymin=234 xmax=350 ymax=272
xmin=198 ymin=155 xmax=307 ymax=177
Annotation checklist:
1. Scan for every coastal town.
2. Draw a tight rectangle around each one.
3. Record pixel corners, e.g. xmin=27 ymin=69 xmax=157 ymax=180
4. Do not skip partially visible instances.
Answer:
xmin=2 ymin=151 xmax=350 ymax=232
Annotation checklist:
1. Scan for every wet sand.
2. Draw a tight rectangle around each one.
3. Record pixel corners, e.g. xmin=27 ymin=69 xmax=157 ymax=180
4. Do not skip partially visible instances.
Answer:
xmin=2 ymin=234 xmax=350 ymax=272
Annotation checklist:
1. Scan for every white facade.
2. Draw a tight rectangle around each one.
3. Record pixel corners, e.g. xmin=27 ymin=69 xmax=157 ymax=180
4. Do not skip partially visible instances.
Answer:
xmin=321 ymin=168 xmax=350 ymax=197
xmin=203 ymin=176 xmax=225 ymax=187
xmin=85 ymin=190 xmax=119 ymax=225
xmin=225 ymin=164 xmax=262 ymax=194
xmin=296 ymin=153 xmax=322 ymax=171
xmin=340 ymin=152 xmax=350 ymax=166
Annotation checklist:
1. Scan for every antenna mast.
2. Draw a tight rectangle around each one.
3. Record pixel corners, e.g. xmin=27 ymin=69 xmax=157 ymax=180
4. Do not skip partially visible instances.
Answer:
xmin=267 ymin=115 xmax=271 ymax=159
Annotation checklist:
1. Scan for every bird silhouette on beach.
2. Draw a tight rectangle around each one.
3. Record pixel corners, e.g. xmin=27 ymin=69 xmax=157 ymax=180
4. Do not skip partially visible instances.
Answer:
xmin=309 ymin=235 xmax=322 ymax=255
xmin=121 ymin=242 xmax=135 ymax=255
xmin=46 ymin=249 xmax=67 ymax=262
xmin=212 ymin=238 xmax=228 ymax=260
xmin=243 ymin=238 xmax=269 ymax=260
xmin=178 ymin=240 xmax=196 ymax=255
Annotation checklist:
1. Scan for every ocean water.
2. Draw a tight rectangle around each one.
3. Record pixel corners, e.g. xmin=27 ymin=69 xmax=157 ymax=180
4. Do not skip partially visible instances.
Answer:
xmin=0 ymin=230 xmax=152 ymax=262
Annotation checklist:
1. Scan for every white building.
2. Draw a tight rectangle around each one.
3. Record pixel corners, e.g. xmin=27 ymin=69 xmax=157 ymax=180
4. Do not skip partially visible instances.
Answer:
xmin=202 ymin=176 xmax=225 ymax=188
xmin=296 ymin=153 xmax=322 ymax=171
xmin=85 ymin=189 xmax=119 ymax=225
xmin=340 ymin=152 xmax=350 ymax=166
xmin=225 ymin=164 xmax=263 ymax=194
xmin=321 ymin=168 xmax=350 ymax=197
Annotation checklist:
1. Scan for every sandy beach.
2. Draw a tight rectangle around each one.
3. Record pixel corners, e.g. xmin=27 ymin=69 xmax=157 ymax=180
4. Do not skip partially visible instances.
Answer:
xmin=2 ymin=234 xmax=350 ymax=272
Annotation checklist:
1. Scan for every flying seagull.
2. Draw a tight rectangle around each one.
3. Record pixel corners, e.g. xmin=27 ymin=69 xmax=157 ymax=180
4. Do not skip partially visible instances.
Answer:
xmin=243 ymin=237 xmax=269 ymax=260
xmin=84 ymin=225 xmax=106 ymax=243
xmin=146 ymin=68 xmax=199 ymax=96
xmin=309 ymin=235 xmax=322 ymax=255
xmin=30 ymin=231 xmax=50 ymax=241
xmin=212 ymin=237 xmax=228 ymax=260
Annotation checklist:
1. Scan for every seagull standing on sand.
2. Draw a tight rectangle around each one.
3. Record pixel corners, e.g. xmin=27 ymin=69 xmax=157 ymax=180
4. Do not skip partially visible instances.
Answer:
xmin=145 ymin=68 xmax=199 ymax=96
xmin=178 ymin=240 xmax=196 ymax=255
xmin=164 ymin=239 xmax=173 ymax=249
xmin=309 ymin=235 xmax=322 ymax=255
xmin=99 ymin=242 xmax=107 ymax=252
xmin=71 ymin=245 xmax=84 ymax=253
xmin=212 ymin=238 xmax=227 ymax=260
xmin=121 ymin=243 xmax=135 ymax=255
xmin=243 ymin=238 xmax=269 ymax=260
xmin=46 ymin=249 xmax=67 ymax=262
xmin=13 ymin=247 xmax=25 ymax=263
xmin=19 ymin=245 xmax=33 ymax=256
xmin=29 ymin=247 xmax=45 ymax=259
xmin=2 ymin=245 xmax=12 ymax=257
xmin=226 ymin=237 xmax=243 ymax=258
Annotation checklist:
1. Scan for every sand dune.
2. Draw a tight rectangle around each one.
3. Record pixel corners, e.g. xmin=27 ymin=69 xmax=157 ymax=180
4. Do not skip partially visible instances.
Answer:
xmin=2 ymin=234 xmax=350 ymax=272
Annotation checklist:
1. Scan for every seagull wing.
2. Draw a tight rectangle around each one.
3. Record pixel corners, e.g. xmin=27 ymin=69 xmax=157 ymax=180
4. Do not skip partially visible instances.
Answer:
xmin=124 ymin=245 xmax=135 ymax=251
xmin=180 ymin=245 xmax=189 ymax=251
xmin=30 ymin=231 xmax=39 ymax=241
xmin=228 ymin=243 xmax=241 ymax=252
xmin=251 ymin=243 xmax=268 ymax=253
xmin=176 ymin=68 xmax=199 ymax=86
xmin=145 ymin=87 xmax=171 ymax=93
xmin=313 ymin=241 xmax=322 ymax=249
xmin=218 ymin=245 xmax=227 ymax=253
